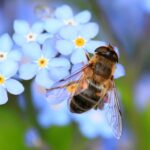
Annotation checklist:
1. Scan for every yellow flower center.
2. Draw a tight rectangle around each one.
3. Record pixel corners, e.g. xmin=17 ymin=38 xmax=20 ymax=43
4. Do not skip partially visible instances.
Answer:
xmin=0 ymin=75 xmax=5 ymax=85
xmin=67 ymin=83 xmax=78 ymax=93
xmin=74 ymin=37 xmax=86 ymax=48
xmin=37 ymin=57 xmax=49 ymax=68
xmin=64 ymin=19 xmax=77 ymax=26
xmin=0 ymin=52 xmax=7 ymax=61
xmin=26 ymin=33 xmax=37 ymax=42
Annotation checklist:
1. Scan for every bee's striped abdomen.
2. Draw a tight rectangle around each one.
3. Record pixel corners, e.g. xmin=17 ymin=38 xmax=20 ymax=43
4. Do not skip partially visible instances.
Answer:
xmin=70 ymin=82 xmax=101 ymax=114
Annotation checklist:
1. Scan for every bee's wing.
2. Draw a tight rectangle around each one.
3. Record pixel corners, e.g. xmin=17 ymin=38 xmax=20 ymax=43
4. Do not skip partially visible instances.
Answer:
xmin=102 ymin=82 xmax=122 ymax=139
xmin=46 ymin=64 xmax=89 ymax=105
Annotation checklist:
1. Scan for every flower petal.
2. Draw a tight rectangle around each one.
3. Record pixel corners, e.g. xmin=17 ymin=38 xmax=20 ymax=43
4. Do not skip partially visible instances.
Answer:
xmin=37 ymin=33 xmax=51 ymax=44
xmin=42 ymin=39 xmax=57 ymax=58
xmin=74 ymin=10 xmax=91 ymax=24
xmin=44 ymin=18 xmax=63 ymax=33
xmin=0 ymin=61 xmax=18 ymax=78
xmin=35 ymin=69 xmax=54 ymax=88
xmin=14 ymin=20 xmax=29 ymax=35
xmin=60 ymin=26 xmax=77 ymax=40
xmin=19 ymin=63 xmax=37 ymax=80
xmin=22 ymin=42 xmax=41 ymax=60
xmin=86 ymin=40 xmax=105 ymax=53
xmin=0 ymin=86 xmax=8 ymax=105
xmin=49 ymin=57 xmax=70 ymax=69
xmin=71 ymin=49 xmax=87 ymax=64
xmin=31 ymin=22 xmax=44 ymax=33
xmin=13 ymin=33 xmax=26 ymax=46
xmin=80 ymin=23 xmax=99 ymax=39
xmin=55 ymin=5 xmax=73 ymax=19
xmin=49 ymin=67 xmax=70 ymax=81
xmin=114 ymin=63 xmax=125 ymax=79
xmin=6 ymin=79 xmax=24 ymax=95
xmin=56 ymin=40 xmax=74 ymax=55
xmin=8 ymin=49 xmax=22 ymax=61
xmin=0 ymin=34 xmax=13 ymax=52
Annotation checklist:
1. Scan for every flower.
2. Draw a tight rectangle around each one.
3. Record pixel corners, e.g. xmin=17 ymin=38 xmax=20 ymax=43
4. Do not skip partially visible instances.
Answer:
xmin=0 ymin=62 xmax=24 ymax=104
xmin=13 ymin=20 xmax=50 ymax=46
xmin=19 ymin=40 xmax=70 ymax=88
xmin=56 ymin=24 xmax=102 ymax=64
xmin=71 ymin=109 xmax=113 ymax=139
xmin=0 ymin=33 xmax=21 ymax=68
xmin=44 ymin=5 xmax=92 ymax=34
xmin=31 ymin=82 xmax=71 ymax=128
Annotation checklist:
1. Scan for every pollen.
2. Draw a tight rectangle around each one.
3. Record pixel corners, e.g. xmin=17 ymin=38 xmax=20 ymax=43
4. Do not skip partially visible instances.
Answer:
xmin=0 ymin=52 xmax=7 ymax=61
xmin=67 ymin=83 xmax=78 ymax=93
xmin=73 ymin=37 xmax=86 ymax=48
xmin=37 ymin=57 xmax=49 ymax=68
xmin=26 ymin=32 xmax=37 ymax=42
xmin=0 ymin=75 xmax=5 ymax=85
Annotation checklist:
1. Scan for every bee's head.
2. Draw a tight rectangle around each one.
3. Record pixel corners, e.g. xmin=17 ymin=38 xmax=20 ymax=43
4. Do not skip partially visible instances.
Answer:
xmin=95 ymin=44 xmax=118 ymax=63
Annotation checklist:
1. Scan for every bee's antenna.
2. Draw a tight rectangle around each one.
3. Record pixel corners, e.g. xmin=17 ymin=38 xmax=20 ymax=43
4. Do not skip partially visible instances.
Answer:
xmin=83 ymin=48 xmax=90 ymax=62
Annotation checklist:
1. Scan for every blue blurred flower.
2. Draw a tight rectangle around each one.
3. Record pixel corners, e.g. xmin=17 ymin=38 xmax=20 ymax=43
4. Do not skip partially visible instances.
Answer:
xmin=44 ymin=5 xmax=92 ymax=34
xmin=134 ymin=74 xmax=150 ymax=111
xmin=0 ymin=62 xmax=24 ymax=104
xmin=0 ymin=33 xmax=21 ymax=67
xmin=31 ymin=82 xmax=71 ymax=128
xmin=13 ymin=20 xmax=50 ymax=46
xmin=25 ymin=128 xmax=42 ymax=148
xmin=56 ymin=24 xmax=101 ymax=64
xmin=19 ymin=40 xmax=70 ymax=88
xmin=71 ymin=109 xmax=113 ymax=139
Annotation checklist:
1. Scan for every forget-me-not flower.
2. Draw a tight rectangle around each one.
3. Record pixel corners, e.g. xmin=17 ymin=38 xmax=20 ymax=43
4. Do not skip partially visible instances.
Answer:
xmin=44 ymin=5 xmax=92 ymax=34
xmin=56 ymin=23 xmax=102 ymax=64
xmin=19 ymin=40 xmax=70 ymax=88
xmin=13 ymin=20 xmax=50 ymax=46
xmin=0 ymin=62 xmax=24 ymax=104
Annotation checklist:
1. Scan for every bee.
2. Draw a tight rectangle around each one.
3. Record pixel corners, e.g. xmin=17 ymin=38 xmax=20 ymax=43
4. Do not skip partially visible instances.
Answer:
xmin=46 ymin=44 xmax=122 ymax=139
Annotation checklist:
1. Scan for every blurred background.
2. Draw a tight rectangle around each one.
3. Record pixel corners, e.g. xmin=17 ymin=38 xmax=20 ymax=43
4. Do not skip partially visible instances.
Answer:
xmin=0 ymin=0 xmax=150 ymax=149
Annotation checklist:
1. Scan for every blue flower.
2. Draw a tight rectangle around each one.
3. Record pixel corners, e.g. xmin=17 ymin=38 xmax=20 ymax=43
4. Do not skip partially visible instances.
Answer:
xmin=44 ymin=5 xmax=92 ymax=34
xmin=31 ymin=82 xmax=71 ymax=127
xmin=71 ymin=109 xmax=113 ymax=139
xmin=0 ymin=33 xmax=21 ymax=68
xmin=19 ymin=40 xmax=70 ymax=88
xmin=0 ymin=62 xmax=24 ymax=104
xmin=56 ymin=24 xmax=101 ymax=64
xmin=13 ymin=20 xmax=50 ymax=46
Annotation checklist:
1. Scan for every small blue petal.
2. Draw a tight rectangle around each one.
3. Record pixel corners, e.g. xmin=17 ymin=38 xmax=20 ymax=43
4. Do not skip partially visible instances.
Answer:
xmin=19 ymin=63 xmax=37 ymax=80
xmin=44 ymin=18 xmax=63 ymax=33
xmin=14 ymin=20 xmax=29 ymax=35
xmin=0 ymin=61 xmax=18 ymax=78
xmin=49 ymin=67 xmax=70 ymax=81
xmin=114 ymin=63 xmax=125 ymax=79
xmin=35 ymin=69 xmax=54 ymax=88
xmin=0 ymin=86 xmax=8 ymax=105
xmin=22 ymin=42 xmax=41 ymax=60
xmin=6 ymin=79 xmax=24 ymax=95
xmin=31 ymin=22 xmax=44 ymax=34
xmin=71 ymin=49 xmax=87 ymax=64
xmin=74 ymin=10 xmax=91 ymax=24
xmin=49 ymin=57 xmax=70 ymax=69
xmin=37 ymin=33 xmax=51 ymax=44
xmin=86 ymin=40 xmax=105 ymax=53
xmin=60 ymin=26 xmax=77 ymax=40
xmin=55 ymin=5 xmax=73 ymax=19
xmin=8 ymin=49 xmax=22 ymax=61
xmin=13 ymin=33 xmax=26 ymax=46
xmin=0 ymin=34 xmax=13 ymax=52
xmin=42 ymin=39 xmax=57 ymax=58
xmin=80 ymin=23 xmax=99 ymax=39
xmin=56 ymin=40 xmax=74 ymax=55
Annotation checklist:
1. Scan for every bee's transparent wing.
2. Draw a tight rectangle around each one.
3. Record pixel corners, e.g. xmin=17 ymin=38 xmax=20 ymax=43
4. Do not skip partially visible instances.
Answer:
xmin=102 ymin=82 xmax=122 ymax=139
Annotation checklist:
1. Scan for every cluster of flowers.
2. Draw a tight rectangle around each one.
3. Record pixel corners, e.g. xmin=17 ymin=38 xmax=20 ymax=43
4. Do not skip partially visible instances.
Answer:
xmin=0 ymin=4 xmax=125 ymax=139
